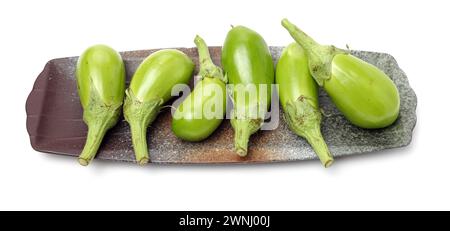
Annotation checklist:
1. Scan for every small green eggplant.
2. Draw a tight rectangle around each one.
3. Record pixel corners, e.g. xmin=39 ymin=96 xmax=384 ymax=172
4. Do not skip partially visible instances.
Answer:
xmin=276 ymin=43 xmax=333 ymax=167
xmin=171 ymin=35 xmax=227 ymax=141
xmin=124 ymin=49 xmax=194 ymax=165
xmin=282 ymin=19 xmax=400 ymax=129
xmin=222 ymin=26 xmax=275 ymax=156
xmin=76 ymin=44 xmax=125 ymax=166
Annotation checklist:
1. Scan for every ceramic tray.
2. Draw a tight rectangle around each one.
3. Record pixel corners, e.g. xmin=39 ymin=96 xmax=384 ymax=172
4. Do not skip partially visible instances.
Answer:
xmin=25 ymin=47 xmax=417 ymax=164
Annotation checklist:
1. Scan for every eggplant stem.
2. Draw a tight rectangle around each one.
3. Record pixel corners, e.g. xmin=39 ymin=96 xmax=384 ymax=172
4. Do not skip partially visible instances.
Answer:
xmin=78 ymin=96 xmax=121 ymax=166
xmin=231 ymin=117 xmax=262 ymax=157
xmin=129 ymin=121 xmax=149 ymax=165
xmin=281 ymin=19 xmax=319 ymax=54
xmin=123 ymin=89 xmax=162 ymax=165
xmin=234 ymin=123 xmax=251 ymax=157
xmin=78 ymin=118 xmax=109 ymax=166
xmin=194 ymin=35 xmax=225 ymax=82
xmin=304 ymin=129 xmax=334 ymax=168
xmin=281 ymin=18 xmax=347 ymax=86
xmin=284 ymin=97 xmax=334 ymax=167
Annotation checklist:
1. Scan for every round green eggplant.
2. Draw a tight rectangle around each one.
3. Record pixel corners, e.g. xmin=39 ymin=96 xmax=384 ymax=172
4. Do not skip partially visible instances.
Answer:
xmin=276 ymin=43 xmax=333 ymax=167
xmin=172 ymin=35 xmax=227 ymax=142
xmin=222 ymin=26 xmax=274 ymax=156
xmin=124 ymin=49 xmax=194 ymax=165
xmin=76 ymin=44 xmax=125 ymax=166
xmin=282 ymin=19 xmax=400 ymax=129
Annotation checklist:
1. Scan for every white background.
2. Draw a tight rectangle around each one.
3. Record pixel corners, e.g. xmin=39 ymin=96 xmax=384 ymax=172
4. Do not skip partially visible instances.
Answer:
xmin=0 ymin=0 xmax=448 ymax=211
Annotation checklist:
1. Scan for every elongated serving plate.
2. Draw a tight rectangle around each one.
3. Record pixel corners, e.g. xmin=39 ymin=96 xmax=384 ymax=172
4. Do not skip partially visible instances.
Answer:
xmin=26 ymin=47 xmax=417 ymax=164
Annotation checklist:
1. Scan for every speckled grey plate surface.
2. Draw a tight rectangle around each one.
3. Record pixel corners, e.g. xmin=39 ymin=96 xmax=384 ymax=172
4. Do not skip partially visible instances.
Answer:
xmin=26 ymin=46 xmax=417 ymax=164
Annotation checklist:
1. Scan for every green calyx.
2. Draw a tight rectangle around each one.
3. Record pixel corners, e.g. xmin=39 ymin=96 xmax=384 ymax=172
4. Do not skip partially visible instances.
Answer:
xmin=281 ymin=18 xmax=348 ymax=86
xmin=230 ymin=111 xmax=263 ymax=157
xmin=284 ymin=96 xmax=333 ymax=167
xmin=123 ymin=89 xmax=163 ymax=165
xmin=78 ymin=90 xmax=122 ymax=166
xmin=194 ymin=35 xmax=227 ymax=83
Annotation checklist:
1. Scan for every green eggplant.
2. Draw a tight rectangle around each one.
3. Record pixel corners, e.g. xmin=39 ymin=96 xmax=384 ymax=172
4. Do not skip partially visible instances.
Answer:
xmin=76 ymin=44 xmax=125 ymax=166
xmin=276 ymin=43 xmax=333 ymax=167
xmin=124 ymin=49 xmax=194 ymax=165
xmin=171 ymin=35 xmax=227 ymax=141
xmin=222 ymin=26 xmax=275 ymax=156
xmin=282 ymin=19 xmax=400 ymax=129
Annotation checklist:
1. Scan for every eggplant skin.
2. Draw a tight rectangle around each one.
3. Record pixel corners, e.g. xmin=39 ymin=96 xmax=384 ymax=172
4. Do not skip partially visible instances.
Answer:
xmin=326 ymin=54 xmax=400 ymax=129
xmin=172 ymin=77 xmax=226 ymax=141
xmin=76 ymin=44 xmax=125 ymax=108
xmin=276 ymin=43 xmax=318 ymax=108
xmin=222 ymin=25 xmax=274 ymax=104
xmin=128 ymin=49 xmax=194 ymax=103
